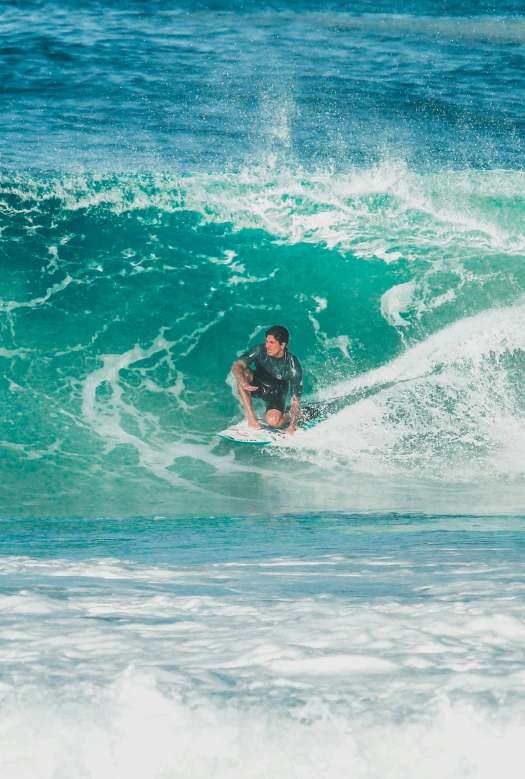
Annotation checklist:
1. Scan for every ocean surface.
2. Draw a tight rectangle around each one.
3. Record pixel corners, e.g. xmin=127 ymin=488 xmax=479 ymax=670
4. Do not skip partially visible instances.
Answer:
xmin=1 ymin=0 xmax=525 ymax=776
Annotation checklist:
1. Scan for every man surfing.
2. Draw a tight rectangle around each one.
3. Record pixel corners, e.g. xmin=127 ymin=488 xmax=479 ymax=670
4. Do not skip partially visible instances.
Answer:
xmin=231 ymin=325 xmax=303 ymax=435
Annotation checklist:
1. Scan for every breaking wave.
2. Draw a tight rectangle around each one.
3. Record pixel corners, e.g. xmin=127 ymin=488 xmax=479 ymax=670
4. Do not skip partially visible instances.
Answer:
xmin=1 ymin=162 xmax=524 ymax=516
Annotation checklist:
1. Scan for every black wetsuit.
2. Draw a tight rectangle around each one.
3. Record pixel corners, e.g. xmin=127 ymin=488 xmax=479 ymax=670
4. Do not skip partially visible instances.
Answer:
xmin=239 ymin=343 xmax=303 ymax=413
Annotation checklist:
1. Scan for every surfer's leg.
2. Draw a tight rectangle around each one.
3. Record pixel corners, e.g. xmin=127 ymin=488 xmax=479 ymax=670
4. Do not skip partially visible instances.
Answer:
xmin=265 ymin=409 xmax=286 ymax=427
xmin=237 ymin=367 xmax=262 ymax=429
xmin=264 ymin=392 xmax=288 ymax=428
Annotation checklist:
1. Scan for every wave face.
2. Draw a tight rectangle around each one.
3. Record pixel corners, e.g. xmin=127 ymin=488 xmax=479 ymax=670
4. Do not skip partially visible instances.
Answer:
xmin=1 ymin=165 xmax=525 ymax=517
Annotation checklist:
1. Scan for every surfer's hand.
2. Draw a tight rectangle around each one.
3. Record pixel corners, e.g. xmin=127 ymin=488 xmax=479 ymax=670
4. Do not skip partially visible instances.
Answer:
xmin=283 ymin=426 xmax=296 ymax=436
xmin=240 ymin=382 xmax=258 ymax=391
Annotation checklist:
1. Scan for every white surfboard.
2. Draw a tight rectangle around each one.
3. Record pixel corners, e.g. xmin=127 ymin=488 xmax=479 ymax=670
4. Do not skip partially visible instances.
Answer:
xmin=217 ymin=422 xmax=285 ymax=445
xmin=217 ymin=406 xmax=324 ymax=445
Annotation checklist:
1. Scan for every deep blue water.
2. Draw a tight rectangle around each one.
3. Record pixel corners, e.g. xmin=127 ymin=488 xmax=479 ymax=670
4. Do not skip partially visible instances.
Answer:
xmin=1 ymin=0 xmax=524 ymax=169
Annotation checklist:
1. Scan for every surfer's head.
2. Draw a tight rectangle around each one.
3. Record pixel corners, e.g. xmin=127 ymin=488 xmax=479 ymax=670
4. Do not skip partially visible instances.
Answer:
xmin=265 ymin=325 xmax=289 ymax=357
xmin=266 ymin=325 xmax=289 ymax=345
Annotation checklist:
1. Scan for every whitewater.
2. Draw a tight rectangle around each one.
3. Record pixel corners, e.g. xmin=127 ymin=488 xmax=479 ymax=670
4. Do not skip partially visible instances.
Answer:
xmin=1 ymin=1 xmax=525 ymax=777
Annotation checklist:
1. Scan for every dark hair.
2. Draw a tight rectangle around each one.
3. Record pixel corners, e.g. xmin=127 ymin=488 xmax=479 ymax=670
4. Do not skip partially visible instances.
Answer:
xmin=266 ymin=325 xmax=290 ymax=345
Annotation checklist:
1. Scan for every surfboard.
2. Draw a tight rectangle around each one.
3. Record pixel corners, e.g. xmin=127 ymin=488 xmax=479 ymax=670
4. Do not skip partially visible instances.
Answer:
xmin=217 ymin=405 xmax=324 ymax=446
xmin=217 ymin=423 xmax=285 ymax=445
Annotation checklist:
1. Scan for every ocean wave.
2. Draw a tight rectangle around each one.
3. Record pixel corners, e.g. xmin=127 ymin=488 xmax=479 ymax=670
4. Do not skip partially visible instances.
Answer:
xmin=0 ymin=165 xmax=524 ymax=514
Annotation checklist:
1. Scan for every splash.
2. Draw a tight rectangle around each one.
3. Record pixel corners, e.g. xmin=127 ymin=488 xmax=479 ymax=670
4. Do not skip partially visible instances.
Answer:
xmin=291 ymin=304 xmax=525 ymax=479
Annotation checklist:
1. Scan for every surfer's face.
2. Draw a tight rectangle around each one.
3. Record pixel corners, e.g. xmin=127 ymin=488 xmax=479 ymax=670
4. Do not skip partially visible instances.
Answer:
xmin=266 ymin=335 xmax=286 ymax=358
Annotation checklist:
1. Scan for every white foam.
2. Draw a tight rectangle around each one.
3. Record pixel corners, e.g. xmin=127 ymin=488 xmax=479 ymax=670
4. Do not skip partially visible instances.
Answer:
xmin=3 ymin=550 xmax=525 ymax=691
xmin=3 ymin=544 xmax=525 ymax=778
xmin=2 ymin=675 xmax=525 ymax=779
xmin=271 ymin=654 xmax=397 ymax=674
xmin=380 ymin=280 xmax=417 ymax=326
xmin=292 ymin=303 xmax=525 ymax=479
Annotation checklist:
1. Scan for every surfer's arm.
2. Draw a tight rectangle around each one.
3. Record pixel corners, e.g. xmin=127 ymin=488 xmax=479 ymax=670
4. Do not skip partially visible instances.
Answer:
xmin=232 ymin=344 xmax=264 ymax=390
xmin=231 ymin=359 xmax=258 ymax=391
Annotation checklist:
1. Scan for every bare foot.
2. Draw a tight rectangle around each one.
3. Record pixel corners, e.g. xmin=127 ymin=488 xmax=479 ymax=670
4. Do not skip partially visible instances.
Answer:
xmin=248 ymin=419 xmax=262 ymax=430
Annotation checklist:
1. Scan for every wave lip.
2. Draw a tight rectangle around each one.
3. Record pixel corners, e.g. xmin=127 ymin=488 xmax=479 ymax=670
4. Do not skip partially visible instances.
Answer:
xmin=3 ymin=164 xmax=524 ymax=256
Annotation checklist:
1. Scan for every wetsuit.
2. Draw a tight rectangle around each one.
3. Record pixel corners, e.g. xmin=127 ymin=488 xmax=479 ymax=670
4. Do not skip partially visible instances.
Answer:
xmin=238 ymin=343 xmax=303 ymax=413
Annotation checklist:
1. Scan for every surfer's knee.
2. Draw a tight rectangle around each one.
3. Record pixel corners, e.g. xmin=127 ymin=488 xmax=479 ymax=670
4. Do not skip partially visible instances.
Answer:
xmin=265 ymin=410 xmax=283 ymax=427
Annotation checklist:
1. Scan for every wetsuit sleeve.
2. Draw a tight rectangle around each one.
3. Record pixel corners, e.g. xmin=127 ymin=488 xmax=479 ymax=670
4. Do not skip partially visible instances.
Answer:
xmin=238 ymin=343 xmax=264 ymax=367
xmin=289 ymin=356 xmax=303 ymax=399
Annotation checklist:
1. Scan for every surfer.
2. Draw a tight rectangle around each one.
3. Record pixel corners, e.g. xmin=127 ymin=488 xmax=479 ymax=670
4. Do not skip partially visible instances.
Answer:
xmin=231 ymin=325 xmax=303 ymax=435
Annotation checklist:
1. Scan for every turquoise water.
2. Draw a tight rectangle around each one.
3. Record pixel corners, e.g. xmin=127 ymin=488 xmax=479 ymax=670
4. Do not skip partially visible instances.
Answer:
xmin=1 ymin=1 xmax=525 ymax=776
xmin=1 ymin=166 xmax=525 ymax=517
